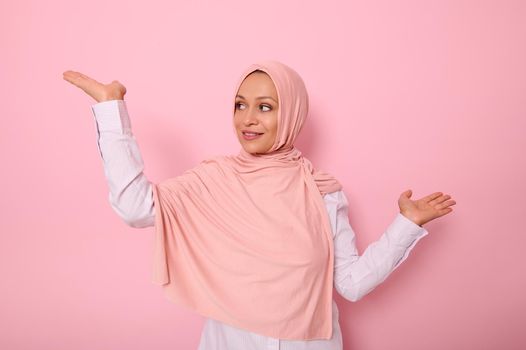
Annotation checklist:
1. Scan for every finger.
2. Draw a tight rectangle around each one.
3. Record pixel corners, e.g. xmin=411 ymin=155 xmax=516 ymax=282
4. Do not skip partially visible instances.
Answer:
xmin=63 ymin=70 xmax=82 ymax=84
xmin=63 ymin=71 xmax=89 ymax=87
xmin=437 ymin=200 xmax=456 ymax=210
xmin=64 ymin=72 xmax=103 ymax=96
xmin=63 ymin=70 xmax=88 ymax=80
xmin=436 ymin=194 xmax=451 ymax=203
xmin=63 ymin=70 xmax=87 ymax=79
xmin=431 ymin=194 xmax=452 ymax=206
xmin=399 ymin=190 xmax=411 ymax=199
xmin=63 ymin=71 xmax=102 ymax=87
xmin=77 ymin=72 xmax=99 ymax=82
xmin=422 ymin=192 xmax=443 ymax=203
xmin=440 ymin=207 xmax=453 ymax=216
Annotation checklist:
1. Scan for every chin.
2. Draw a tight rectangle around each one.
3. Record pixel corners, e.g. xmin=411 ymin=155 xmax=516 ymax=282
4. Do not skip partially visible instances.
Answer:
xmin=242 ymin=144 xmax=269 ymax=155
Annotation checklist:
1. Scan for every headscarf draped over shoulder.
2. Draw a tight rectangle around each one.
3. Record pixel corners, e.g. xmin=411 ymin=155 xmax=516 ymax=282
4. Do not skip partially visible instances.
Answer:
xmin=151 ymin=60 xmax=342 ymax=340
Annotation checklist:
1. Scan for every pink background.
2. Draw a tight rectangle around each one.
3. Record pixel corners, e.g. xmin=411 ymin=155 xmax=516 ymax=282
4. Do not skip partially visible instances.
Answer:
xmin=1 ymin=0 xmax=525 ymax=349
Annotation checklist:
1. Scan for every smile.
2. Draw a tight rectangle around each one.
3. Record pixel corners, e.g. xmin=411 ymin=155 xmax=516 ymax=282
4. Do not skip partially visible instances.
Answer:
xmin=242 ymin=132 xmax=264 ymax=140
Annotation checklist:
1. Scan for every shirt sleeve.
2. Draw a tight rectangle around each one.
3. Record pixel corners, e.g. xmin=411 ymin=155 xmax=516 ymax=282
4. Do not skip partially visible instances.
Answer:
xmin=91 ymin=99 xmax=155 ymax=228
xmin=325 ymin=190 xmax=429 ymax=302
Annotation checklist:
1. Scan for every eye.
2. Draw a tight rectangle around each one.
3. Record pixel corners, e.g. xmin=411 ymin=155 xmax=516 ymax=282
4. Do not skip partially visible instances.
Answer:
xmin=260 ymin=104 xmax=272 ymax=112
xmin=235 ymin=102 xmax=245 ymax=110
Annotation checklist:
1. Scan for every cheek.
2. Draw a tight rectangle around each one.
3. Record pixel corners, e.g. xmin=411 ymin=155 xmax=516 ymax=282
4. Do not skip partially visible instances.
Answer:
xmin=270 ymin=114 xmax=278 ymax=134
xmin=233 ymin=115 xmax=241 ymax=129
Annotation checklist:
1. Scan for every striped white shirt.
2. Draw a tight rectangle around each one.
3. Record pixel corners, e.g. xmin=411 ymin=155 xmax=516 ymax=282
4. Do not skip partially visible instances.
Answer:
xmin=91 ymin=100 xmax=428 ymax=350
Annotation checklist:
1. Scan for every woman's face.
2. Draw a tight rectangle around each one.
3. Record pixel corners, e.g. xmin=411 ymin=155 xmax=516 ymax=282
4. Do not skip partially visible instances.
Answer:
xmin=234 ymin=71 xmax=279 ymax=155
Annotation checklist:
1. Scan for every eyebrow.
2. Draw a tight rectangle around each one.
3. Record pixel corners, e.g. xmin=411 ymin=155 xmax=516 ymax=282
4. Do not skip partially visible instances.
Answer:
xmin=236 ymin=94 xmax=278 ymax=103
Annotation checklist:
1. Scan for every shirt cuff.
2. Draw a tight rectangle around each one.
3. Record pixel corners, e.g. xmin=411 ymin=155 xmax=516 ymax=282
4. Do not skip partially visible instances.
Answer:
xmin=91 ymin=99 xmax=131 ymax=133
xmin=388 ymin=212 xmax=429 ymax=247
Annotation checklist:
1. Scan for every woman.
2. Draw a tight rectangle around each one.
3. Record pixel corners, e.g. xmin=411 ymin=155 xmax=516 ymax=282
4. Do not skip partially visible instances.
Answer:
xmin=63 ymin=60 xmax=456 ymax=350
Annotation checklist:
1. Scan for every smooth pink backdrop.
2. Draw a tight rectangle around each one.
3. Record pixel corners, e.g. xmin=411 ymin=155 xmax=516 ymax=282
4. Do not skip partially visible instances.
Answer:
xmin=1 ymin=0 xmax=525 ymax=349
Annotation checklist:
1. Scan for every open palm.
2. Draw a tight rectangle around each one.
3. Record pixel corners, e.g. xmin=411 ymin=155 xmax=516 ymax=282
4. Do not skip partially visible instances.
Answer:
xmin=398 ymin=190 xmax=456 ymax=226
xmin=63 ymin=70 xmax=126 ymax=103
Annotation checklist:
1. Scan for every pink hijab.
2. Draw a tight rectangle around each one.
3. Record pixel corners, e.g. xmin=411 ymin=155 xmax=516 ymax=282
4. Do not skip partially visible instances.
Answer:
xmin=151 ymin=60 xmax=342 ymax=340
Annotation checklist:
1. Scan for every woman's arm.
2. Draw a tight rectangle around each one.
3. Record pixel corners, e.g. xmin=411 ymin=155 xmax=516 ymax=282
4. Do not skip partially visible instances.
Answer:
xmin=63 ymin=70 xmax=154 ymax=226
xmin=326 ymin=190 xmax=428 ymax=302
xmin=91 ymin=100 xmax=155 ymax=228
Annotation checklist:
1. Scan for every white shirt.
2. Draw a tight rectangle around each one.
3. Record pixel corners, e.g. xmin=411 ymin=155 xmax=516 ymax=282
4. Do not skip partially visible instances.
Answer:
xmin=91 ymin=99 xmax=429 ymax=350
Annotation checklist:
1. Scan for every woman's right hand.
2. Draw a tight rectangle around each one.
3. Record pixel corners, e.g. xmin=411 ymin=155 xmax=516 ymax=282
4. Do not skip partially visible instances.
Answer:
xmin=63 ymin=70 xmax=127 ymax=103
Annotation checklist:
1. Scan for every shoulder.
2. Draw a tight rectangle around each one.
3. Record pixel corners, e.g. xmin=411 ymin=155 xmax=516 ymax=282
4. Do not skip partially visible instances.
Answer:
xmin=323 ymin=190 xmax=349 ymax=211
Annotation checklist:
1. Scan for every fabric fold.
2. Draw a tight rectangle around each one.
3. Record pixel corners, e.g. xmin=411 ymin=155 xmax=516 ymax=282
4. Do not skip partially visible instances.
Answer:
xmin=150 ymin=60 xmax=343 ymax=340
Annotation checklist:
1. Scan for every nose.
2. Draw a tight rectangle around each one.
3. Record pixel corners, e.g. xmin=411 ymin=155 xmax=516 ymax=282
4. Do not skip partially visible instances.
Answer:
xmin=242 ymin=106 xmax=259 ymax=126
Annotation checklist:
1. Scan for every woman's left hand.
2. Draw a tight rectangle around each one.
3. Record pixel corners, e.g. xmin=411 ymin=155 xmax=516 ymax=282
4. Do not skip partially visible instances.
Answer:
xmin=398 ymin=190 xmax=456 ymax=227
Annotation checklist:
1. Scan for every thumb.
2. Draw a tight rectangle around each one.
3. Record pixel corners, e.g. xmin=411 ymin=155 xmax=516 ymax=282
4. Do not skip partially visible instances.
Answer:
xmin=401 ymin=189 xmax=412 ymax=199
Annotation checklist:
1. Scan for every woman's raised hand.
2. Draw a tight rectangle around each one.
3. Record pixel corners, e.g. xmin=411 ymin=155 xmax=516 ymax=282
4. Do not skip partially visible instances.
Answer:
xmin=398 ymin=190 xmax=456 ymax=227
xmin=62 ymin=70 xmax=127 ymax=103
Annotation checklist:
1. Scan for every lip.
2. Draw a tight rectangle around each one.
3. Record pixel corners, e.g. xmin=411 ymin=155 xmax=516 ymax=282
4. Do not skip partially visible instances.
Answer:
xmin=242 ymin=130 xmax=264 ymax=141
